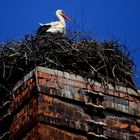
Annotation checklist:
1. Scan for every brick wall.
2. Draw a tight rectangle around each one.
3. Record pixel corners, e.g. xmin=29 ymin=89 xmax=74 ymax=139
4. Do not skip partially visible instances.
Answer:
xmin=38 ymin=123 xmax=87 ymax=140
xmin=0 ymin=66 xmax=140 ymax=140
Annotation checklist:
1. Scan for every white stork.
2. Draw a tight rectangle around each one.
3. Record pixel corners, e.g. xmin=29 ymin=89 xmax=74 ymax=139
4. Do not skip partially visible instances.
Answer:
xmin=37 ymin=9 xmax=72 ymax=35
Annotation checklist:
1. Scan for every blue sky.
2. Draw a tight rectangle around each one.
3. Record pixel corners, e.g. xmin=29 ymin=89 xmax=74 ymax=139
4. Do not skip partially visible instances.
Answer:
xmin=0 ymin=0 xmax=140 ymax=87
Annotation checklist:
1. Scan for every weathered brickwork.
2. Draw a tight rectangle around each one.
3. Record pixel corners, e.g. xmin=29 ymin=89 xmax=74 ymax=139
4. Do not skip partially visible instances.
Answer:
xmin=10 ymin=96 xmax=38 ymax=139
xmin=0 ymin=66 xmax=140 ymax=140
xmin=22 ymin=124 xmax=38 ymax=140
xmin=38 ymin=123 xmax=88 ymax=140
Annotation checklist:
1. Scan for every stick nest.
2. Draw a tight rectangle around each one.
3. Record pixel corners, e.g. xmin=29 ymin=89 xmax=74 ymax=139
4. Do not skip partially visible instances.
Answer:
xmin=0 ymin=33 xmax=137 ymax=101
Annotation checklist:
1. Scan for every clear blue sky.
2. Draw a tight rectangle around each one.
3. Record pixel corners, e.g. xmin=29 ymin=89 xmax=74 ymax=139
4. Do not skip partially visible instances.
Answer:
xmin=0 ymin=0 xmax=140 ymax=87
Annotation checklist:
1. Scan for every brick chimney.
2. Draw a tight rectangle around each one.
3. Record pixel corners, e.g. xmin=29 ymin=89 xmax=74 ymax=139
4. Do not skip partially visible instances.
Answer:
xmin=0 ymin=66 xmax=140 ymax=140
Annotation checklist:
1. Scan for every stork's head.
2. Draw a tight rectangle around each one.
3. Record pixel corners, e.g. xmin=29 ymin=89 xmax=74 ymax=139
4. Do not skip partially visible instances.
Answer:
xmin=56 ymin=9 xmax=73 ymax=23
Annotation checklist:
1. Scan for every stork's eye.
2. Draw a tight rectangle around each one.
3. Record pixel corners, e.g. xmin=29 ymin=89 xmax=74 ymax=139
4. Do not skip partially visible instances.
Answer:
xmin=61 ymin=11 xmax=64 ymax=14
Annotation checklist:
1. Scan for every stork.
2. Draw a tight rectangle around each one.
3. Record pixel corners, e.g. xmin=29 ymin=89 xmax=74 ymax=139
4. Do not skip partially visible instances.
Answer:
xmin=37 ymin=9 xmax=72 ymax=35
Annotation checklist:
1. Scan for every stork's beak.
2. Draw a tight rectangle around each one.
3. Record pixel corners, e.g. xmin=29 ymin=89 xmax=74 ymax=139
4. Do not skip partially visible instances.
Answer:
xmin=62 ymin=14 xmax=73 ymax=23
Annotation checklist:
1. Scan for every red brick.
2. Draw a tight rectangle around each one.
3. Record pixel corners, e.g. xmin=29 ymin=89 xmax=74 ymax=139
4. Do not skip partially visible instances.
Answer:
xmin=38 ymin=71 xmax=50 ymax=79
xmin=73 ymin=137 xmax=87 ymax=140
xmin=38 ymin=78 xmax=46 ymax=85
xmin=42 ymin=94 xmax=53 ymax=104
xmin=64 ymin=133 xmax=73 ymax=140
xmin=130 ymin=125 xmax=140 ymax=133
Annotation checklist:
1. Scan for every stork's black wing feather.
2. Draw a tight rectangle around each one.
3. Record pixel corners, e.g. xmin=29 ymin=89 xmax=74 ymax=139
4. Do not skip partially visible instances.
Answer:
xmin=37 ymin=25 xmax=51 ymax=35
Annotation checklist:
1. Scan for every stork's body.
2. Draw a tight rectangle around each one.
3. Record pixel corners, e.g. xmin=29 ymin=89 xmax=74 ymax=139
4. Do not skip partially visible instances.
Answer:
xmin=37 ymin=10 xmax=72 ymax=35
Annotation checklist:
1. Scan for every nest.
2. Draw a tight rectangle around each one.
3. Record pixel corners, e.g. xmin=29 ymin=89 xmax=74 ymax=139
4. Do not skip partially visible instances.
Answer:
xmin=0 ymin=33 xmax=137 ymax=102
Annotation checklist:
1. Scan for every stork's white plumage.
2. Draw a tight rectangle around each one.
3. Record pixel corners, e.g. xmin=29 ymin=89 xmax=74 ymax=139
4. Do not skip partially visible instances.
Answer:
xmin=37 ymin=9 xmax=72 ymax=35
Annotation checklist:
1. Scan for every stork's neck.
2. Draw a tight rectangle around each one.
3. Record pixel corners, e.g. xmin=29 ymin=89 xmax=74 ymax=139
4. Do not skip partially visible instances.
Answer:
xmin=56 ymin=13 xmax=66 ymax=27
